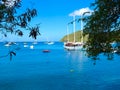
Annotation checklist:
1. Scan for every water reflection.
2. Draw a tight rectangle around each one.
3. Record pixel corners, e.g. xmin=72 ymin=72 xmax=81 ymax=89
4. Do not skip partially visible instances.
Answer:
xmin=65 ymin=50 xmax=90 ymax=73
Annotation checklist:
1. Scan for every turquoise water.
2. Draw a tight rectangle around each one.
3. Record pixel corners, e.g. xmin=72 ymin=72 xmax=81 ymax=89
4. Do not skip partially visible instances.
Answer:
xmin=0 ymin=42 xmax=120 ymax=90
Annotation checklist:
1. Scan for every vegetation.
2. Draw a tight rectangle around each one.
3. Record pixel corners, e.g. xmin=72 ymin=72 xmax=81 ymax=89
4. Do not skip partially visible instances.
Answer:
xmin=83 ymin=0 xmax=120 ymax=59
xmin=0 ymin=0 xmax=40 ymax=60
xmin=60 ymin=30 xmax=88 ymax=42
xmin=0 ymin=0 xmax=40 ymax=39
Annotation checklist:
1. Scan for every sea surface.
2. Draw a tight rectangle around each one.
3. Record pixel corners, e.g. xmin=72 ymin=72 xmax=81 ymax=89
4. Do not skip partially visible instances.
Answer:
xmin=0 ymin=42 xmax=120 ymax=90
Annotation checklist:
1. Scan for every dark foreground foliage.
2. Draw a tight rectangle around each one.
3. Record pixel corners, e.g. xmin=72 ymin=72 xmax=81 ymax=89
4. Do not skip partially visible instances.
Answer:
xmin=84 ymin=0 xmax=120 ymax=59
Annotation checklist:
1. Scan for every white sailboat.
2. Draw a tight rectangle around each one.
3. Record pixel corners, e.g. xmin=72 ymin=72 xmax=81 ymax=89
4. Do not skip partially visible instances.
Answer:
xmin=23 ymin=42 xmax=29 ymax=48
xmin=4 ymin=42 xmax=17 ymax=47
xmin=44 ymin=36 xmax=54 ymax=45
xmin=64 ymin=11 xmax=92 ymax=50
xmin=47 ymin=41 xmax=54 ymax=45
xmin=64 ymin=42 xmax=83 ymax=50
xmin=64 ymin=16 xmax=83 ymax=50
xmin=32 ymin=40 xmax=38 ymax=45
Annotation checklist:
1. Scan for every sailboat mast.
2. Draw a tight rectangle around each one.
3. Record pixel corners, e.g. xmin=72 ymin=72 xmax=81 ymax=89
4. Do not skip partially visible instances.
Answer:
xmin=80 ymin=15 xmax=83 ymax=43
xmin=73 ymin=15 xmax=76 ymax=42
xmin=67 ymin=24 xmax=69 ymax=42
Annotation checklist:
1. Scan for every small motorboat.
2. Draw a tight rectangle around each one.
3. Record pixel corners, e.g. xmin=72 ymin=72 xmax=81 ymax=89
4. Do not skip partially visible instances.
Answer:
xmin=42 ymin=50 xmax=50 ymax=53
xmin=30 ymin=45 xmax=34 ymax=49
xmin=4 ymin=42 xmax=17 ymax=47
xmin=47 ymin=41 xmax=54 ymax=45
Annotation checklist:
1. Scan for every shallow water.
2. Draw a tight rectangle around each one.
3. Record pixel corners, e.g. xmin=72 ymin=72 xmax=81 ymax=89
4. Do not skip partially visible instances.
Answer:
xmin=0 ymin=42 xmax=120 ymax=90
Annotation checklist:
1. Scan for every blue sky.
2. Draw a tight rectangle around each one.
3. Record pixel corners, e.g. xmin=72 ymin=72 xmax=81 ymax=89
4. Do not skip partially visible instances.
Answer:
xmin=1 ymin=0 xmax=95 ymax=42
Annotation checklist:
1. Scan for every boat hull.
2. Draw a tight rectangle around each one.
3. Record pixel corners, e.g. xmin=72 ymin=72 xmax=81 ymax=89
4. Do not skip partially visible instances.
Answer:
xmin=64 ymin=42 xmax=83 ymax=50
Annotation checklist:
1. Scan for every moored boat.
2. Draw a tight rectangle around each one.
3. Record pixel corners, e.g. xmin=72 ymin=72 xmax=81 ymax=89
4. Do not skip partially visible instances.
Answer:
xmin=64 ymin=42 xmax=83 ymax=50
xmin=42 ymin=50 xmax=50 ymax=53
xmin=4 ymin=42 xmax=17 ymax=47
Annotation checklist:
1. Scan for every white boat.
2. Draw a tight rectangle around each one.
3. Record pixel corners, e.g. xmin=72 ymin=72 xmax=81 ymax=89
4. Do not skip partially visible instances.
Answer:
xmin=24 ymin=44 xmax=28 ymax=47
xmin=64 ymin=16 xmax=84 ymax=50
xmin=47 ymin=41 xmax=54 ymax=45
xmin=23 ymin=42 xmax=29 ymax=48
xmin=64 ymin=42 xmax=83 ymax=50
xmin=4 ymin=43 xmax=11 ymax=47
xmin=32 ymin=40 xmax=38 ymax=45
xmin=44 ymin=41 xmax=54 ymax=45
xmin=4 ymin=42 xmax=17 ymax=47
xmin=30 ymin=45 xmax=34 ymax=49
xmin=33 ymin=42 xmax=38 ymax=45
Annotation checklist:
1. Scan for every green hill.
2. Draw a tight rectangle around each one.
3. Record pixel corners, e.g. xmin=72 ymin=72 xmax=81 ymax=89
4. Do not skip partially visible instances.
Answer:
xmin=60 ymin=30 xmax=88 ymax=42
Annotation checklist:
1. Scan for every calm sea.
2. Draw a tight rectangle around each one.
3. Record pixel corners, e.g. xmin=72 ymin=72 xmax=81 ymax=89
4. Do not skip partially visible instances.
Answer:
xmin=0 ymin=42 xmax=120 ymax=90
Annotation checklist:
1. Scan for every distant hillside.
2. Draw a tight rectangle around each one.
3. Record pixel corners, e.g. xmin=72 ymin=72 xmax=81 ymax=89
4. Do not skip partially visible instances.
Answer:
xmin=60 ymin=30 xmax=88 ymax=42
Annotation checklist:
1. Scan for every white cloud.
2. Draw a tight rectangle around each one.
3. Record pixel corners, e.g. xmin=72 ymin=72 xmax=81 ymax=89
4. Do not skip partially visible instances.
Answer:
xmin=69 ymin=7 xmax=93 ymax=16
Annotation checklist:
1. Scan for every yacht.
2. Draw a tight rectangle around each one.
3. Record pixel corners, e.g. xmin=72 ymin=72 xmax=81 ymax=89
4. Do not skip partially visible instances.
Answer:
xmin=64 ymin=42 xmax=83 ymax=50
xmin=4 ymin=42 xmax=17 ymax=47
xmin=64 ymin=16 xmax=84 ymax=50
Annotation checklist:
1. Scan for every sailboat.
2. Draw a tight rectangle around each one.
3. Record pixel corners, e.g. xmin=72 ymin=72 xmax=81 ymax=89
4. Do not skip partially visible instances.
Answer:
xmin=32 ymin=40 xmax=38 ymax=45
xmin=64 ymin=16 xmax=83 ymax=50
xmin=4 ymin=42 xmax=17 ymax=47
xmin=64 ymin=42 xmax=83 ymax=50
xmin=47 ymin=41 xmax=54 ymax=45
xmin=44 ymin=36 xmax=54 ymax=45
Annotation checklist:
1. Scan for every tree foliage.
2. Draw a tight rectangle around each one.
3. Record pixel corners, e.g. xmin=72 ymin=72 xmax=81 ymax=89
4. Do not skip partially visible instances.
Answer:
xmin=0 ymin=0 xmax=40 ymax=39
xmin=83 ymin=0 xmax=120 ymax=59
xmin=0 ymin=0 xmax=40 ymax=60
